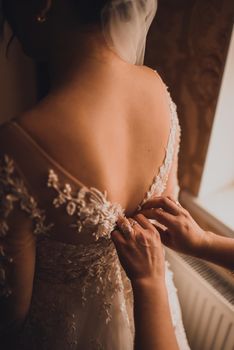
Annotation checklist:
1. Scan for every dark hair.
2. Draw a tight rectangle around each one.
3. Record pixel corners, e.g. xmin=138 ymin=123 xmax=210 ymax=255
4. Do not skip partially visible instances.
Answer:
xmin=0 ymin=1 xmax=111 ymax=30
xmin=72 ymin=0 xmax=110 ymax=25
xmin=0 ymin=1 xmax=15 ymax=56
xmin=0 ymin=0 xmax=110 ymax=40
xmin=0 ymin=0 xmax=4 ymax=35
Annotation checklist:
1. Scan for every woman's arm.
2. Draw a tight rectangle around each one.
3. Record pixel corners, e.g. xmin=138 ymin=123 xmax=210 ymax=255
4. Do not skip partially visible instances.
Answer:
xmin=139 ymin=197 xmax=234 ymax=270
xmin=0 ymin=133 xmax=37 ymax=349
xmin=132 ymin=279 xmax=178 ymax=350
xmin=112 ymin=214 xmax=179 ymax=350
xmin=0 ymin=208 xmax=36 ymax=346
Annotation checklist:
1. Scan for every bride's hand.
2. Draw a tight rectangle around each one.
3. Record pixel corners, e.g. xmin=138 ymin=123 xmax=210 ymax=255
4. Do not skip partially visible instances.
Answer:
xmin=139 ymin=196 xmax=209 ymax=257
xmin=111 ymin=214 xmax=165 ymax=286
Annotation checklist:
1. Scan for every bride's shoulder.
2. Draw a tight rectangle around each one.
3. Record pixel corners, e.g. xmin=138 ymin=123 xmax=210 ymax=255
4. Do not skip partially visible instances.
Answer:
xmin=133 ymin=65 xmax=168 ymax=97
xmin=0 ymin=120 xmax=13 ymax=150
xmin=0 ymin=113 xmax=28 ymax=157
xmin=135 ymin=65 xmax=165 ymax=83
xmin=131 ymin=65 xmax=170 ymax=108
xmin=0 ymin=106 xmax=39 ymax=146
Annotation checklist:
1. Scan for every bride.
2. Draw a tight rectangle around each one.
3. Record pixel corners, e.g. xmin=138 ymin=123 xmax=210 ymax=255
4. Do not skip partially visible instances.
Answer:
xmin=0 ymin=0 xmax=190 ymax=349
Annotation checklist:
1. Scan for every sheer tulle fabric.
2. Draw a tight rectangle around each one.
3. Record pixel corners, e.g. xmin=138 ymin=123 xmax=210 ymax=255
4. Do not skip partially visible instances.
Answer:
xmin=102 ymin=0 xmax=158 ymax=64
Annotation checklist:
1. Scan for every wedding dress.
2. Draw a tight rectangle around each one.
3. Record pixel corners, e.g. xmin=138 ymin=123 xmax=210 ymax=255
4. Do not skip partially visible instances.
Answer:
xmin=0 ymin=82 xmax=190 ymax=350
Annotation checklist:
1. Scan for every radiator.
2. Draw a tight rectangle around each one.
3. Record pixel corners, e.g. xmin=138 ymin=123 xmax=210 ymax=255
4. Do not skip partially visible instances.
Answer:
xmin=165 ymin=249 xmax=234 ymax=350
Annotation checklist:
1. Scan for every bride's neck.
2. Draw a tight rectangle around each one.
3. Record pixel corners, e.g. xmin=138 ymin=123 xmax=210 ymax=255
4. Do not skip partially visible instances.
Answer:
xmin=47 ymin=30 xmax=123 ymax=91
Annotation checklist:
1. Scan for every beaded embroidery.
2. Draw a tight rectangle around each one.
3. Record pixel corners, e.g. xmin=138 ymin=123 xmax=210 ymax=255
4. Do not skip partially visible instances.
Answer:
xmin=47 ymin=169 xmax=124 ymax=241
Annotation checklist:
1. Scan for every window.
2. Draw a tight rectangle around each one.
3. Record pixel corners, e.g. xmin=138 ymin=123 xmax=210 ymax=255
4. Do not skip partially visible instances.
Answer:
xmin=196 ymin=25 xmax=234 ymax=234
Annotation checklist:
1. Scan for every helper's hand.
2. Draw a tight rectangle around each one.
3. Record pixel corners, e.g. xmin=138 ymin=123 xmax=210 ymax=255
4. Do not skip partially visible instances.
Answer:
xmin=111 ymin=214 xmax=165 ymax=285
xmin=112 ymin=213 xmax=180 ymax=350
xmin=139 ymin=197 xmax=209 ymax=258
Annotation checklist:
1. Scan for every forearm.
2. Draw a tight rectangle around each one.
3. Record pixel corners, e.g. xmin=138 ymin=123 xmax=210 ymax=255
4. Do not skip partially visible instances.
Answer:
xmin=0 ymin=235 xmax=35 ymax=337
xmin=132 ymin=279 xmax=179 ymax=350
xmin=200 ymin=232 xmax=234 ymax=270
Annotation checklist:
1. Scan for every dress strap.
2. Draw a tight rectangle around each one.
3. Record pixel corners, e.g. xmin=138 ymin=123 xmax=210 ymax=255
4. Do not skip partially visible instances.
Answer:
xmin=139 ymin=72 xmax=180 ymax=207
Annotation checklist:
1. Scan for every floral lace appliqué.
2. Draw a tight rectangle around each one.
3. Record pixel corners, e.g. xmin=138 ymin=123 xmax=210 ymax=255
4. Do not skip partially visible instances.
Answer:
xmin=0 ymin=155 xmax=52 ymax=298
xmin=0 ymin=155 xmax=51 ymax=237
xmin=47 ymin=169 xmax=124 ymax=241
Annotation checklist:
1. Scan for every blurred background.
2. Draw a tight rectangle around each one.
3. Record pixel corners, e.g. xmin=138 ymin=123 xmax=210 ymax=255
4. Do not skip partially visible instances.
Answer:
xmin=0 ymin=0 xmax=234 ymax=349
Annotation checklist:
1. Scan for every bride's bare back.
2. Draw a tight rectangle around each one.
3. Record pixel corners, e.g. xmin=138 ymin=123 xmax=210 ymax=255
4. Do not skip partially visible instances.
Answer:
xmin=1 ymin=63 xmax=174 ymax=214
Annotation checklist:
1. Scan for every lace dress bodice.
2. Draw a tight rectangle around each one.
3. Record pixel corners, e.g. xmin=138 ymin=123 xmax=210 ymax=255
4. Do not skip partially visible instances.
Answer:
xmin=0 ymin=83 xmax=189 ymax=350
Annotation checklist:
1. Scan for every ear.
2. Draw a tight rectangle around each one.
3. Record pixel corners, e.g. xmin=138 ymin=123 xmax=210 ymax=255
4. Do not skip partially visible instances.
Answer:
xmin=37 ymin=0 xmax=53 ymax=19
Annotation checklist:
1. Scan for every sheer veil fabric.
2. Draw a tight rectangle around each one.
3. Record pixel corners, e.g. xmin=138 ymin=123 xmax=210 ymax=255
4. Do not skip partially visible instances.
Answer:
xmin=102 ymin=0 xmax=158 ymax=64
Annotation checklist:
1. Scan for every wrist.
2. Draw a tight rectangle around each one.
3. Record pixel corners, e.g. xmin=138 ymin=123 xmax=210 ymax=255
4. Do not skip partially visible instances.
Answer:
xmin=196 ymin=230 xmax=215 ymax=259
xmin=131 ymin=276 xmax=166 ymax=293
xmin=132 ymin=277 xmax=168 ymax=310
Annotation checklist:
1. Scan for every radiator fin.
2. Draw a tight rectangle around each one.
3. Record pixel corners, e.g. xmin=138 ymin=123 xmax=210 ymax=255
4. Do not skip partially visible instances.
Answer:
xmin=165 ymin=249 xmax=234 ymax=350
